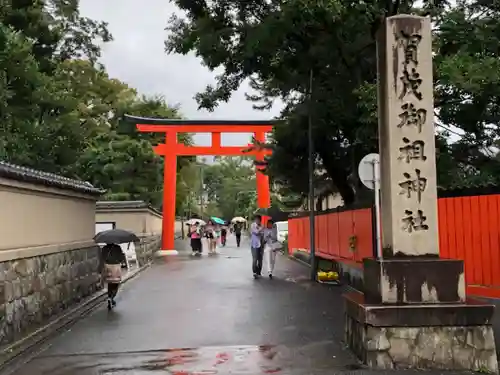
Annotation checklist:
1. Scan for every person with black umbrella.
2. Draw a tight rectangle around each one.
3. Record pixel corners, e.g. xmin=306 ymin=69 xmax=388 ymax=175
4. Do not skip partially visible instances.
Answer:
xmin=101 ymin=243 xmax=126 ymax=310
xmin=94 ymin=229 xmax=139 ymax=310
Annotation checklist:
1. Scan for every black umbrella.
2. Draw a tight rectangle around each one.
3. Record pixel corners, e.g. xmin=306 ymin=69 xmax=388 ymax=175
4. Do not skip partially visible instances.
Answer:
xmin=255 ymin=205 xmax=290 ymax=222
xmin=94 ymin=229 xmax=140 ymax=244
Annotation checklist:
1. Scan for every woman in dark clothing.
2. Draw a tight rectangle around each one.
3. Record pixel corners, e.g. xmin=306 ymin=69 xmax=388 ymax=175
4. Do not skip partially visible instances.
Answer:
xmin=101 ymin=243 xmax=126 ymax=310
xmin=234 ymin=223 xmax=242 ymax=247
xmin=220 ymin=226 xmax=227 ymax=247
xmin=189 ymin=222 xmax=203 ymax=256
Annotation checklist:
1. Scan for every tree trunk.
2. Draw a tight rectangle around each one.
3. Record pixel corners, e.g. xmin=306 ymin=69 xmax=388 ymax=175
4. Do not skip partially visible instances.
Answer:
xmin=315 ymin=196 xmax=323 ymax=211
xmin=316 ymin=147 xmax=356 ymax=205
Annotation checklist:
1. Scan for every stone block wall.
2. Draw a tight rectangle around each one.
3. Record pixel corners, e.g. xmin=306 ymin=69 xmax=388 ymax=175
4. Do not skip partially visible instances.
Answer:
xmin=136 ymin=235 xmax=161 ymax=265
xmin=0 ymin=246 xmax=101 ymax=347
xmin=345 ymin=313 xmax=498 ymax=372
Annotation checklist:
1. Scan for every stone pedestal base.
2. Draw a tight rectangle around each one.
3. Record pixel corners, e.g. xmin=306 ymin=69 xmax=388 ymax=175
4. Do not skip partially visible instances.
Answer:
xmin=155 ymin=250 xmax=179 ymax=256
xmin=363 ymin=258 xmax=466 ymax=304
xmin=344 ymin=291 xmax=498 ymax=373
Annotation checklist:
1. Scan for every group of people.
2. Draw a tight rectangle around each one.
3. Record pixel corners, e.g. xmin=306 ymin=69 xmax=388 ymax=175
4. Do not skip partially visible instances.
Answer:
xmin=98 ymin=215 xmax=283 ymax=311
xmin=188 ymin=219 xmax=232 ymax=256
xmin=189 ymin=215 xmax=281 ymax=279
xmin=250 ymin=215 xmax=281 ymax=279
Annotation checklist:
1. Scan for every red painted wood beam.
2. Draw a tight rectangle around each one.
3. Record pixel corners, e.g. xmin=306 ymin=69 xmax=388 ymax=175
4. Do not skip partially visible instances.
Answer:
xmin=161 ymin=132 xmax=177 ymax=251
xmin=153 ymin=144 xmax=272 ymax=156
xmin=211 ymin=132 xmax=221 ymax=148
xmin=137 ymin=124 xmax=273 ymax=133
xmin=254 ymin=131 xmax=271 ymax=212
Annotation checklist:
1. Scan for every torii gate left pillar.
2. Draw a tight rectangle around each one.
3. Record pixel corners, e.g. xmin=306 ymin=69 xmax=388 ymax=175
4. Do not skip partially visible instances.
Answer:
xmin=128 ymin=115 xmax=274 ymax=254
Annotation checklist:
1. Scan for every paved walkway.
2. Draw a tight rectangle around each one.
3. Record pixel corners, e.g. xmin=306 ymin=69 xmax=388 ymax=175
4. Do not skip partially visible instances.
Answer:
xmin=2 ymin=237 xmax=473 ymax=374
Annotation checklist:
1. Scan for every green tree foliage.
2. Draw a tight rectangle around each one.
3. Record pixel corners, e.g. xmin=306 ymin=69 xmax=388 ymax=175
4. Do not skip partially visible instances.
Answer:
xmin=1 ymin=0 xmax=111 ymax=72
xmin=203 ymin=157 xmax=257 ymax=219
xmin=0 ymin=0 xmax=194 ymax=210
xmin=166 ymin=0 xmax=500 ymax=205
xmin=76 ymin=131 xmax=164 ymax=205
xmin=177 ymin=162 xmax=204 ymax=217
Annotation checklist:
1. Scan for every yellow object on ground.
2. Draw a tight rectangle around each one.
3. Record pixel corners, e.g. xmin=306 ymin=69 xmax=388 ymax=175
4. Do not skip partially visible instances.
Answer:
xmin=317 ymin=271 xmax=327 ymax=281
xmin=317 ymin=270 xmax=339 ymax=281
xmin=327 ymin=271 xmax=339 ymax=280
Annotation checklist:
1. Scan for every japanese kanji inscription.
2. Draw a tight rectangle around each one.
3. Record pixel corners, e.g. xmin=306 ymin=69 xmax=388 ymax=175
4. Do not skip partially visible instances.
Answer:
xmin=398 ymin=137 xmax=427 ymax=163
xmin=399 ymin=169 xmax=427 ymax=204
xmin=377 ymin=15 xmax=439 ymax=256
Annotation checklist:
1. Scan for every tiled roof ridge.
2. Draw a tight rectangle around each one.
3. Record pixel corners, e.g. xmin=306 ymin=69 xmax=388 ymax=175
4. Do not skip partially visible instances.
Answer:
xmin=96 ymin=200 xmax=162 ymax=216
xmin=0 ymin=160 xmax=104 ymax=196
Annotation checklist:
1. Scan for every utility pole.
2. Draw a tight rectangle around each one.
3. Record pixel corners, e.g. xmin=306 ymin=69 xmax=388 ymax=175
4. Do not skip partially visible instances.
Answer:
xmin=308 ymin=68 xmax=317 ymax=281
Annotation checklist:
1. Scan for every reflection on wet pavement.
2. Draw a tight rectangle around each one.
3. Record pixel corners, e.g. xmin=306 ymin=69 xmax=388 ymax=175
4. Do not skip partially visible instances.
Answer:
xmin=15 ymin=344 xmax=351 ymax=374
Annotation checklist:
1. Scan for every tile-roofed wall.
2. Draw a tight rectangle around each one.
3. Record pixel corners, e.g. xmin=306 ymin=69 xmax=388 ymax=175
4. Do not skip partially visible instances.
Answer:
xmin=96 ymin=200 xmax=162 ymax=216
xmin=0 ymin=160 xmax=104 ymax=196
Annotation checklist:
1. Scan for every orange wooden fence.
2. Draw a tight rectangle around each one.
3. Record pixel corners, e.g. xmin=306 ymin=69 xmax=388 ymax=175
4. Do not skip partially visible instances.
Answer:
xmin=288 ymin=207 xmax=374 ymax=269
xmin=288 ymin=194 xmax=500 ymax=298
xmin=438 ymin=195 xmax=500 ymax=298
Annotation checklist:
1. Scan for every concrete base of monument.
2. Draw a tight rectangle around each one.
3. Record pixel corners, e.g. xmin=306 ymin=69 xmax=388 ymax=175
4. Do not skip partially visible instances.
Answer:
xmin=363 ymin=258 xmax=466 ymax=304
xmin=155 ymin=250 xmax=179 ymax=256
xmin=343 ymin=291 xmax=498 ymax=373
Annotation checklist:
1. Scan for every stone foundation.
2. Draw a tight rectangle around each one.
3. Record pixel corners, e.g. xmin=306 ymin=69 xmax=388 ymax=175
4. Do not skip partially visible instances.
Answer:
xmin=136 ymin=235 xmax=161 ymax=265
xmin=0 ymin=245 xmax=102 ymax=347
xmin=344 ymin=291 xmax=498 ymax=373
xmin=345 ymin=314 xmax=497 ymax=371
xmin=363 ymin=258 xmax=466 ymax=304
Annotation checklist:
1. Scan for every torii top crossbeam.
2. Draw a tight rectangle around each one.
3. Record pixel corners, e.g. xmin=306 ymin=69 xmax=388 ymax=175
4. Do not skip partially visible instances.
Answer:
xmin=127 ymin=115 xmax=275 ymax=156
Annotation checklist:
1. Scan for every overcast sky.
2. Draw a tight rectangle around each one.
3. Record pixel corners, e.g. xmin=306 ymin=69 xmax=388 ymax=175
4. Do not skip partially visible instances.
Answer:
xmin=79 ymin=0 xmax=282 ymax=148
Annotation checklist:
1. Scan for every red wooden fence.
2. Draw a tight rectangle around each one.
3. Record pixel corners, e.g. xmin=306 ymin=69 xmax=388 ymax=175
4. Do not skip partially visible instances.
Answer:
xmin=438 ymin=195 xmax=500 ymax=298
xmin=288 ymin=194 xmax=500 ymax=298
xmin=288 ymin=207 xmax=374 ymax=269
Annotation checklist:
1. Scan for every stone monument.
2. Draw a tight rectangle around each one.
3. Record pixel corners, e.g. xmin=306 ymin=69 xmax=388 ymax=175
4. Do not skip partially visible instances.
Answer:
xmin=343 ymin=15 xmax=498 ymax=372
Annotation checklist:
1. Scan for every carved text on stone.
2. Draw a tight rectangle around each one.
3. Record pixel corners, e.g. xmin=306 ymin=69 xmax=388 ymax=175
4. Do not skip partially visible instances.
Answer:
xmin=398 ymin=29 xmax=423 ymax=101
xmin=401 ymin=209 xmax=429 ymax=233
xmin=398 ymin=137 xmax=427 ymax=163
xmin=400 ymin=68 xmax=423 ymax=100
xmin=399 ymin=30 xmax=422 ymax=67
xmin=399 ymin=169 xmax=427 ymax=204
xmin=398 ymin=103 xmax=427 ymax=133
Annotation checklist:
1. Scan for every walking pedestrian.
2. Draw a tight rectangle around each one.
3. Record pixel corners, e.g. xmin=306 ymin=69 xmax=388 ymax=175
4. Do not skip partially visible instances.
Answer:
xmin=214 ymin=224 xmax=221 ymax=247
xmin=205 ymin=220 xmax=217 ymax=254
xmin=250 ymin=215 xmax=264 ymax=278
xmin=234 ymin=223 xmax=242 ymax=247
xmin=101 ymin=243 xmax=126 ymax=310
xmin=263 ymin=220 xmax=280 ymax=279
xmin=189 ymin=222 xmax=202 ymax=256
xmin=220 ymin=226 xmax=227 ymax=247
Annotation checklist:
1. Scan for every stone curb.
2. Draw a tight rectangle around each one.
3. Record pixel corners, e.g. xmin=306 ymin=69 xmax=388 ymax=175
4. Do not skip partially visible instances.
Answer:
xmin=0 ymin=263 xmax=150 ymax=370
xmin=288 ymin=254 xmax=311 ymax=268
xmin=289 ymin=250 xmax=312 ymax=268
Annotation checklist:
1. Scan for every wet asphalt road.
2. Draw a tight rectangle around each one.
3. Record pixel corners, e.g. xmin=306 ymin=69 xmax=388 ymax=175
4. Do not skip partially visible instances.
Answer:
xmin=4 ymin=237 xmax=361 ymax=375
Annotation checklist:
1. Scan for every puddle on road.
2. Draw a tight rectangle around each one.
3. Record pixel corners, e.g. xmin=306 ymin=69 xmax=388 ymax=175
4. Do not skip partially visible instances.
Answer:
xmin=82 ymin=346 xmax=284 ymax=374
xmin=18 ymin=343 xmax=359 ymax=374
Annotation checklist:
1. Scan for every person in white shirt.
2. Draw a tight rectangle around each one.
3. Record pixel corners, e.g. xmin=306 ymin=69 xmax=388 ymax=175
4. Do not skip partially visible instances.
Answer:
xmin=250 ymin=215 xmax=264 ymax=278
xmin=262 ymin=219 xmax=280 ymax=279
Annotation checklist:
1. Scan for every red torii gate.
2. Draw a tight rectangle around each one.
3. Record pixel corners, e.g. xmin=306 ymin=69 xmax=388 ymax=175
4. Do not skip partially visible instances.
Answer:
xmin=126 ymin=115 xmax=274 ymax=253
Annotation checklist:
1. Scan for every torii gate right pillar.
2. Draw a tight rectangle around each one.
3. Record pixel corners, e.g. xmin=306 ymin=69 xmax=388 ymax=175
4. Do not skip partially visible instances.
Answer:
xmin=254 ymin=131 xmax=271 ymax=223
